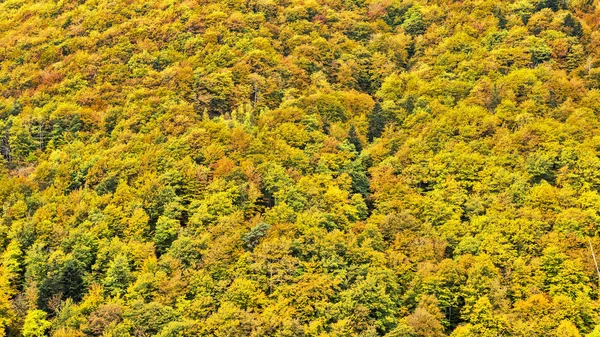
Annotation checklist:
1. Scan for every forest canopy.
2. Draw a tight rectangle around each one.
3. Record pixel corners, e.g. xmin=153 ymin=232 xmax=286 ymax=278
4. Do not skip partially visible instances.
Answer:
xmin=1 ymin=0 xmax=600 ymax=336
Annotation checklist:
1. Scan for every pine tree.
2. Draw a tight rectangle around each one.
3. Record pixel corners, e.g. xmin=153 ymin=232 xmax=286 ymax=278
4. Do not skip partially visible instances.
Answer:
xmin=490 ymin=83 xmax=501 ymax=111
xmin=564 ymin=14 xmax=583 ymax=37
xmin=402 ymin=6 xmax=426 ymax=36
xmin=367 ymin=103 xmax=386 ymax=142
xmin=54 ymin=258 xmax=85 ymax=302
xmin=348 ymin=124 xmax=362 ymax=152
xmin=242 ymin=222 xmax=271 ymax=251
xmin=103 ymin=254 xmax=133 ymax=297
xmin=492 ymin=7 xmax=507 ymax=29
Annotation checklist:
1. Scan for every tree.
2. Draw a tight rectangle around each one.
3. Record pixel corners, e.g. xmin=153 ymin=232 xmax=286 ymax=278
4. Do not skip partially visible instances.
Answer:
xmin=0 ymin=268 xmax=13 ymax=337
xmin=492 ymin=7 xmax=507 ymax=29
xmin=563 ymin=14 xmax=583 ymax=37
xmin=402 ymin=6 xmax=426 ymax=36
xmin=154 ymin=216 xmax=180 ymax=254
xmin=2 ymin=240 xmax=22 ymax=293
xmin=103 ymin=254 xmax=133 ymax=297
xmin=405 ymin=296 xmax=445 ymax=337
xmin=386 ymin=320 xmax=417 ymax=337
xmin=536 ymin=0 xmax=565 ymax=11
xmin=555 ymin=320 xmax=581 ymax=337
xmin=368 ymin=103 xmax=386 ymax=141
xmin=587 ymin=325 xmax=600 ymax=337
xmin=242 ymin=222 xmax=271 ymax=251
xmin=348 ymin=124 xmax=363 ymax=152
xmin=467 ymin=296 xmax=506 ymax=336
xmin=22 ymin=310 xmax=51 ymax=337
xmin=54 ymin=257 xmax=86 ymax=302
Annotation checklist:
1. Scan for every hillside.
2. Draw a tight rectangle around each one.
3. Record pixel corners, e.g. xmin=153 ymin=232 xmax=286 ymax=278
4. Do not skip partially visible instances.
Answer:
xmin=1 ymin=0 xmax=600 ymax=335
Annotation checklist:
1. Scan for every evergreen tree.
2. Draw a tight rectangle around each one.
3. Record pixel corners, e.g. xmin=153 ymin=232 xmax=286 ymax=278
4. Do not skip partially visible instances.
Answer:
xmin=242 ymin=222 xmax=271 ymax=251
xmin=564 ymin=14 xmax=583 ymax=37
xmin=492 ymin=7 xmax=507 ymax=29
xmin=348 ymin=124 xmax=363 ymax=152
xmin=103 ymin=254 xmax=133 ymax=297
xmin=368 ymin=103 xmax=386 ymax=142
xmin=54 ymin=258 xmax=85 ymax=302
xmin=402 ymin=6 xmax=426 ymax=36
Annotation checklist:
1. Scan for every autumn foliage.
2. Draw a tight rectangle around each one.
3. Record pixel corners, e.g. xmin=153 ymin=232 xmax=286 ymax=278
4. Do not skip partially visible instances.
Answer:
xmin=0 ymin=0 xmax=600 ymax=335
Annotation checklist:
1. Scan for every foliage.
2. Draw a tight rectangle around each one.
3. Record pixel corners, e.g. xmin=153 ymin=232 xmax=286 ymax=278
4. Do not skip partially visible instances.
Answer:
xmin=0 ymin=0 xmax=599 ymax=335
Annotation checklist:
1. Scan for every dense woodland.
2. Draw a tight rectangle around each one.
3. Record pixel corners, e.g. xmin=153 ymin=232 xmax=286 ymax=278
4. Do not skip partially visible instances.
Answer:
xmin=0 ymin=0 xmax=600 ymax=335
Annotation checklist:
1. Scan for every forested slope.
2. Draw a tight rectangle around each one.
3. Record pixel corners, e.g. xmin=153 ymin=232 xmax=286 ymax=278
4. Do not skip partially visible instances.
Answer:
xmin=1 ymin=0 xmax=600 ymax=335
